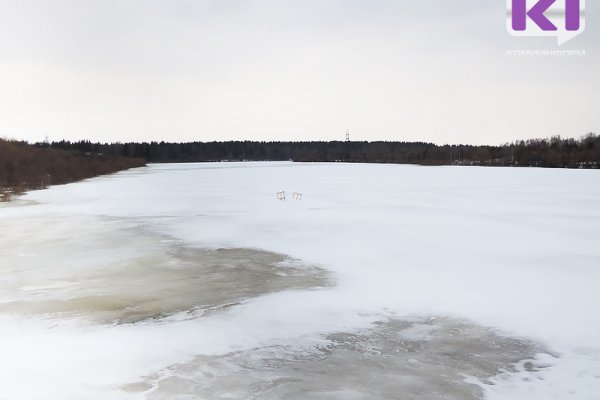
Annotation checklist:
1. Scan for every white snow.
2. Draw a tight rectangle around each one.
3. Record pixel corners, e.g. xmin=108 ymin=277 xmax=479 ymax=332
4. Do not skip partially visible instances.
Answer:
xmin=1 ymin=162 xmax=599 ymax=399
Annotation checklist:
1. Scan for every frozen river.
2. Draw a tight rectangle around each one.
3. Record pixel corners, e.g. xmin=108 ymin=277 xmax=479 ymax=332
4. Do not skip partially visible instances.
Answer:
xmin=1 ymin=162 xmax=599 ymax=400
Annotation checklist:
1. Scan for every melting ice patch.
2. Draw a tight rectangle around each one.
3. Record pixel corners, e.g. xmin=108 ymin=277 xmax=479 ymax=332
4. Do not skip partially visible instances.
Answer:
xmin=136 ymin=317 xmax=547 ymax=400
xmin=0 ymin=243 xmax=329 ymax=324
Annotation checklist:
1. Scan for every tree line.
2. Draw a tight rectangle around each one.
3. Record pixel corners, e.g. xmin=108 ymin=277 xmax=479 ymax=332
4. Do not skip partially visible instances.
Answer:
xmin=42 ymin=133 xmax=600 ymax=168
xmin=1 ymin=139 xmax=145 ymax=199
xmin=2 ymin=133 xmax=598 ymax=200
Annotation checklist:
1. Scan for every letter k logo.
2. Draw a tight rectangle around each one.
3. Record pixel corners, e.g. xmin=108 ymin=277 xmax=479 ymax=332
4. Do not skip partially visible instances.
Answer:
xmin=513 ymin=0 xmax=557 ymax=31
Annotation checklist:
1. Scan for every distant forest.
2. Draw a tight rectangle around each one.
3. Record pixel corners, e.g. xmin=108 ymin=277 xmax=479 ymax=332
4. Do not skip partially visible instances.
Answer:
xmin=2 ymin=134 xmax=599 ymax=200
xmin=42 ymin=133 xmax=600 ymax=168
xmin=0 ymin=139 xmax=145 ymax=200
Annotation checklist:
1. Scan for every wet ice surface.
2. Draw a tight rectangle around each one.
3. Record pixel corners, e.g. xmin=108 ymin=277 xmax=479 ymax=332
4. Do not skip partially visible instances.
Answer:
xmin=0 ymin=227 xmax=330 ymax=324
xmin=2 ymin=163 xmax=600 ymax=400
xmin=0 ymin=209 xmax=544 ymax=400
xmin=137 ymin=317 xmax=544 ymax=400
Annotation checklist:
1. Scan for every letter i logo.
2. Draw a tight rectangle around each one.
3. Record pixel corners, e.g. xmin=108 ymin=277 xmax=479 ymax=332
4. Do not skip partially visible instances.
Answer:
xmin=507 ymin=0 xmax=585 ymax=45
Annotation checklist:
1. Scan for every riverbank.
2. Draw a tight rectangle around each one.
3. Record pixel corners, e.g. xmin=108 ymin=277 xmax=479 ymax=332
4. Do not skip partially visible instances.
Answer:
xmin=0 ymin=139 xmax=146 ymax=201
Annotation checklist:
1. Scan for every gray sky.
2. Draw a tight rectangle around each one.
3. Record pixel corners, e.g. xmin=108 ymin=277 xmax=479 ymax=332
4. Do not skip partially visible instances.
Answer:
xmin=0 ymin=0 xmax=598 ymax=145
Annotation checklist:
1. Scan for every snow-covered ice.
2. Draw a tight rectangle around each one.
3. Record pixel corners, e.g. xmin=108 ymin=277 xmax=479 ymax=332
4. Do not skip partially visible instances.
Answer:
xmin=1 ymin=162 xmax=599 ymax=399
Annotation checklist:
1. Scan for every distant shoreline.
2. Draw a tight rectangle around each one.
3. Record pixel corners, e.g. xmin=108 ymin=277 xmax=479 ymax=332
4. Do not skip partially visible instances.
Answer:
xmin=38 ymin=134 xmax=600 ymax=169
xmin=2 ymin=134 xmax=599 ymax=202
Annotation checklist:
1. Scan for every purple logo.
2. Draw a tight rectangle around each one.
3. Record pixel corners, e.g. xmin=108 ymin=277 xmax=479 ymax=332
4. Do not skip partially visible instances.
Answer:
xmin=507 ymin=0 xmax=585 ymax=45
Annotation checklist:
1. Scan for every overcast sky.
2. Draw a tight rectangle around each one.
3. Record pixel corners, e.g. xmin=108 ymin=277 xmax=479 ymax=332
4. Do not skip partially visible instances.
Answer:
xmin=0 ymin=0 xmax=598 ymax=145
